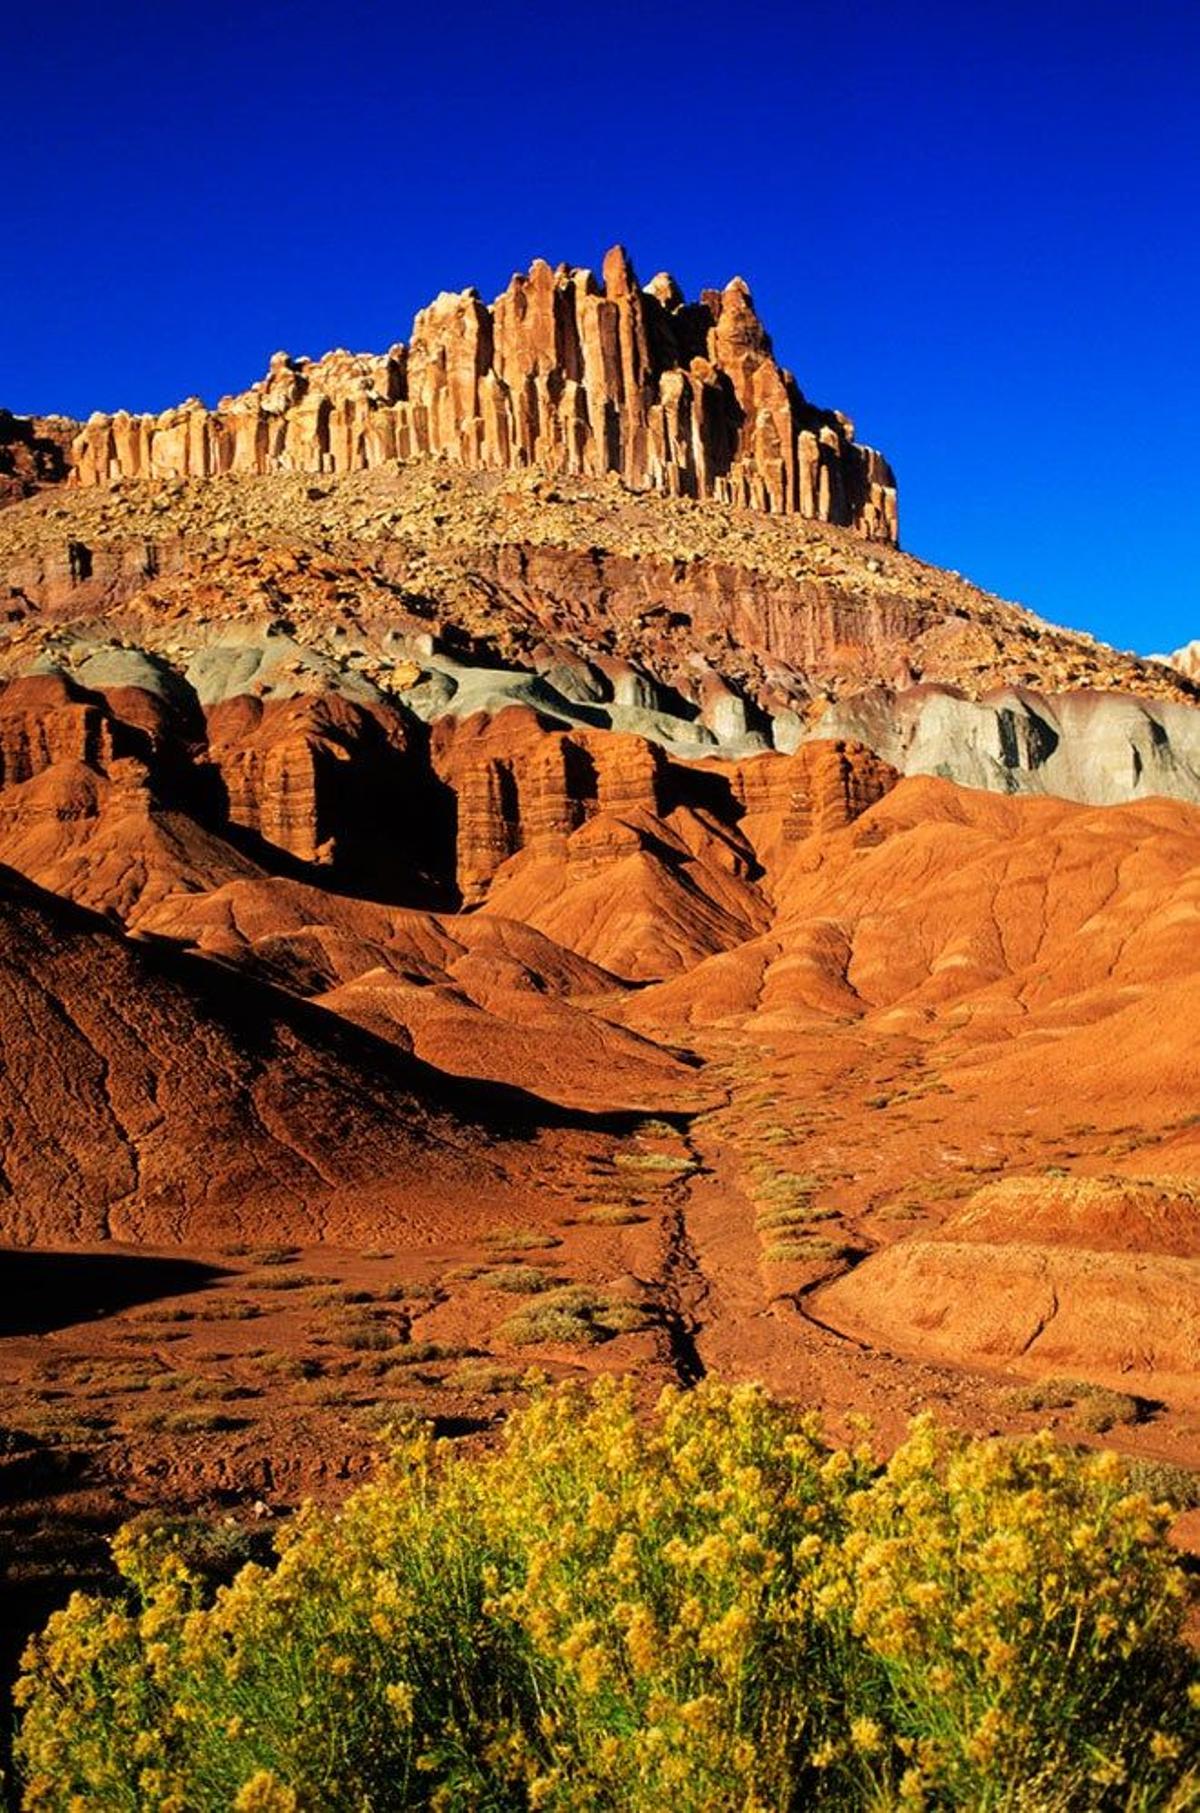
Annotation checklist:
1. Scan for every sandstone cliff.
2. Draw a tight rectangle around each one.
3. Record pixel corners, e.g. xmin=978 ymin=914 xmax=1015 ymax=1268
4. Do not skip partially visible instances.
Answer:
xmin=60 ymin=248 xmax=898 ymax=540
xmin=0 ymin=411 xmax=73 ymax=506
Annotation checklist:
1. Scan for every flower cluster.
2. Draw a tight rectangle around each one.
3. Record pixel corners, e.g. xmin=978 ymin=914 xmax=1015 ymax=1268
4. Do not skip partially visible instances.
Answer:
xmin=14 ymin=1382 xmax=1200 ymax=1809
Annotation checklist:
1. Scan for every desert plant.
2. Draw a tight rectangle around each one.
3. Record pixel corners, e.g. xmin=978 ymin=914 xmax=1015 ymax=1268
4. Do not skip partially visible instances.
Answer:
xmin=763 ymin=1236 xmax=855 ymax=1265
xmin=501 ymin=1284 xmax=651 ymax=1347
xmin=482 ymin=1226 xmax=562 ymax=1251
xmin=614 ymin=1151 xmax=692 ymax=1173
xmin=574 ymin=1204 xmax=649 ymax=1226
xmin=755 ymin=1204 xmax=838 ymax=1230
xmin=1003 ymin=1378 xmax=1144 ymax=1432
xmin=14 ymin=1383 xmax=1199 ymax=1810
xmin=445 ymin=1361 xmax=525 ymax=1396
xmin=477 ymin=1265 xmax=557 ymax=1295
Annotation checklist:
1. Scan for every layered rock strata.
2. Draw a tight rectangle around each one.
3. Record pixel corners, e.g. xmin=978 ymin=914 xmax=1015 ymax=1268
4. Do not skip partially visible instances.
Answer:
xmin=0 ymin=671 xmax=895 ymax=913
xmin=62 ymin=249 xmax=898 ymax=539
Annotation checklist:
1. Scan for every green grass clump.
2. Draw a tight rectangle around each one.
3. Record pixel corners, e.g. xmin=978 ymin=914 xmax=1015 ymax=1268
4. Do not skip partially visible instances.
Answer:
xmin=763 ymin=1237 xmax=854 ymax=1266
xmin=15 ymin=1381 xmax=1199 ymax=1810
xmin=575 ymin=1204 xmax=649 ymax=1226
xmin=477 ymin=1265 xmax=557 ymax=1295
xmin=128 ymin=1408 xmax=248 ymax=1436
xmin=380 ymin=1341 xmax=467 ymax=1368
xmin=482 ymin=1226 xmax=562 ymax=1251
xmin=754 ymin=1204 xmax=838 ymax=1231
xmin=501 ymin=1285 xmax=649 ymax=1347
xmin=614 ymin=1151 xmax=691 ymax=1173
xmin=190 ymin=1299 xmax=261 ymax=1323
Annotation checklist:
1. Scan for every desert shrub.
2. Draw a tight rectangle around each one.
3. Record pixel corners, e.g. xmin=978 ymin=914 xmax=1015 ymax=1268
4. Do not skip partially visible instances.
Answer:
xmin=379 ymin=1341 xmax=469 ymax=1369
xmin=128 ymin=1408 xmax=249 ymax=1436
xmin=1072 ymin=1390 xmax=1143 ymax=1434
xmin=1004 ymin=1378 xmax=1144 ymax=1432
xmin=445 ymin=1361 xmax=525 ymax=1396
xmin=252 ymin=1352 xmax=323 ymax=1382
xmin=575 ymin=1204 xmax=649 ymax=1226
xmin=332 ymin=1318 xmax=406 ymax=1353
xmin=746 ymin=1167 xmax=821 ymax=1211
xmin=763 ymin=1236 xmax=855 ymax=1265
xmin=755 ymin=1204 xmax=838 ymax=1230
xmin=15 ymin=1382 xmax=1200 ymax=1811
xmin=190 ymin=1299 xmax=261 ymax=1323
xmin=482 ymin=1226 xmax=563 ymax=1251
xmin=477 ymin=1265 xmax=557 ymax=1295
xmin=614 ymin=1151 xmax=691 ymax=1173
xmin=306 ymin=1285 xmax=375 ymax=1307
xmin=112 ymin=1512 xmax=273 ymax=1595
xmin=1120 ymin=1459 xmax=1200 ymax=1510
xmin=388 ymin=1279 xmax=442 ymax=1301
xmin=501 ymin=1285 xmax=650 ymax=1347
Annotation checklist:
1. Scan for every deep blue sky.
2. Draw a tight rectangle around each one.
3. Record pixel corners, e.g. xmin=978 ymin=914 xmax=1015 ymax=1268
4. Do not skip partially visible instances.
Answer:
xmin=5 ymin=0 xmax=1198 ymax=653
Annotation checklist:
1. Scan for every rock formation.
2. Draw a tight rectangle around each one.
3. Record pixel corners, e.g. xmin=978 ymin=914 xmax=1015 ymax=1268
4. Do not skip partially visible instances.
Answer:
xmin=0 ymin=411 xmax=73 ymax=506
xmin=60 ymin=249 xmax=898 ymax=540
xmin=0 ymin=864 xmax=554 ymax=1247
xmin=1164 ymin=639 xmax=1200 ymax=682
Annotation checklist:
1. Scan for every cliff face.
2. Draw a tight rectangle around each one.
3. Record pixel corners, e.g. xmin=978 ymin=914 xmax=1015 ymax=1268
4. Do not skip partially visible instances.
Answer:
xmin=62 ymin=248 xmax=898 ymax=540
xmin=0 ymin=670 xmax=895 ymax=923
xmin=0 ymin=411 xmax=73 ymax=506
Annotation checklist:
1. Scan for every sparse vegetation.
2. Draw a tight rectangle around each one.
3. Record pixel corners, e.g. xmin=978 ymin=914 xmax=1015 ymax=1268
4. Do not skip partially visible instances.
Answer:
xmin=445 ymin=1360 xmax=526 ymax=1396
xmin=1120 ymin=1459 xmax=1200 ymax=1510
xmin=477 ymin=1265 xmax=558 ymax=1295
xmin=248 ymin=1271 xmax=324 ymax=1292
xmin=382 ymin=1341 xmax=469 ymax=1368
xmin=126 ymin=1408 xmax=248 ymax=1436
xmin=754 ymin=1204 xmax=838 ymax=1230
xmin=763 ymin=1236 xmax=856 ymax=1266
xmin=327 ymin=1318 xmax=406 ymax=1353
xmin=501 ymin=1284 xmax=651 ymax=1347
xmin=1003 ymin=1378 xmax=1144 ymax=1433
xmin=574 ymin=1203 xmax=649 ymax=1226
xmin=189 ymin=1298 xmax=262 ymax=1323
xmin=614 ymin=1151 xmax=692 ymax=1174
xmin=482 ymin=1225 xmax=563 ymax=1251
xmin=15 ymin=1381 xmax=1199 ymax=1810
xmin=251 ymin=1351 xmax=324 ymax=1381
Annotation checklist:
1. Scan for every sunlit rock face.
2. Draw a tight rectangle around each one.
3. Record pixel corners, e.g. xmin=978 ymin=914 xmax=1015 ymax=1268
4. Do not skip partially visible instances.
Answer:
xmin=63 ymin=248 xmax=898 ymax=542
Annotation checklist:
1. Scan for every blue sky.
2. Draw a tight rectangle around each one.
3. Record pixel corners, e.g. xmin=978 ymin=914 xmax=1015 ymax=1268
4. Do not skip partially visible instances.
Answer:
xmin=5 ymin=0 xmax=1197 ymax=653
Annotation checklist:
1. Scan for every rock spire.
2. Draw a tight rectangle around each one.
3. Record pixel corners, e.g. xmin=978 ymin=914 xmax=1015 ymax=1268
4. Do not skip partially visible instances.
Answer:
xmin=66 ymin=247 xmax=898 ymax=540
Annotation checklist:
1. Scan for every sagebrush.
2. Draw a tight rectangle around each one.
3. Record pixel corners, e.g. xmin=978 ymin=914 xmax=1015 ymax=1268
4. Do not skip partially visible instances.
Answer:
xmin=15 ymin=1379 xmax=1200 ymax=1810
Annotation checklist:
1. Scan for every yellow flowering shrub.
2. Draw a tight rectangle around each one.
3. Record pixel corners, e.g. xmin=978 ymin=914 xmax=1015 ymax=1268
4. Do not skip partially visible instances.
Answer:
xmin=14 ymin=1381 xmax=1200 ymax=1810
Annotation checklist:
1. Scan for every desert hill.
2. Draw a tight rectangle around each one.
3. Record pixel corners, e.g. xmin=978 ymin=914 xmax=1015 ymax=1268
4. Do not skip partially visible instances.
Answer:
xmin=1 ymin=246 xmax=1199 ymax=1591
xmin=0 ymin=863 xmax=644 ymax=1247
xmin=0 ymin=458 xmax=1195 ymax=806
xmin=3 ymin=246 xmax=1197 ymax=812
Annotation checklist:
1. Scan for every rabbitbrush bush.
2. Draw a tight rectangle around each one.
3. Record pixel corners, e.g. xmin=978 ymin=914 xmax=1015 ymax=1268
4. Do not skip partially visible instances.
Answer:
xmin=15 ymin=1379 xmax=1200 ymax=1810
